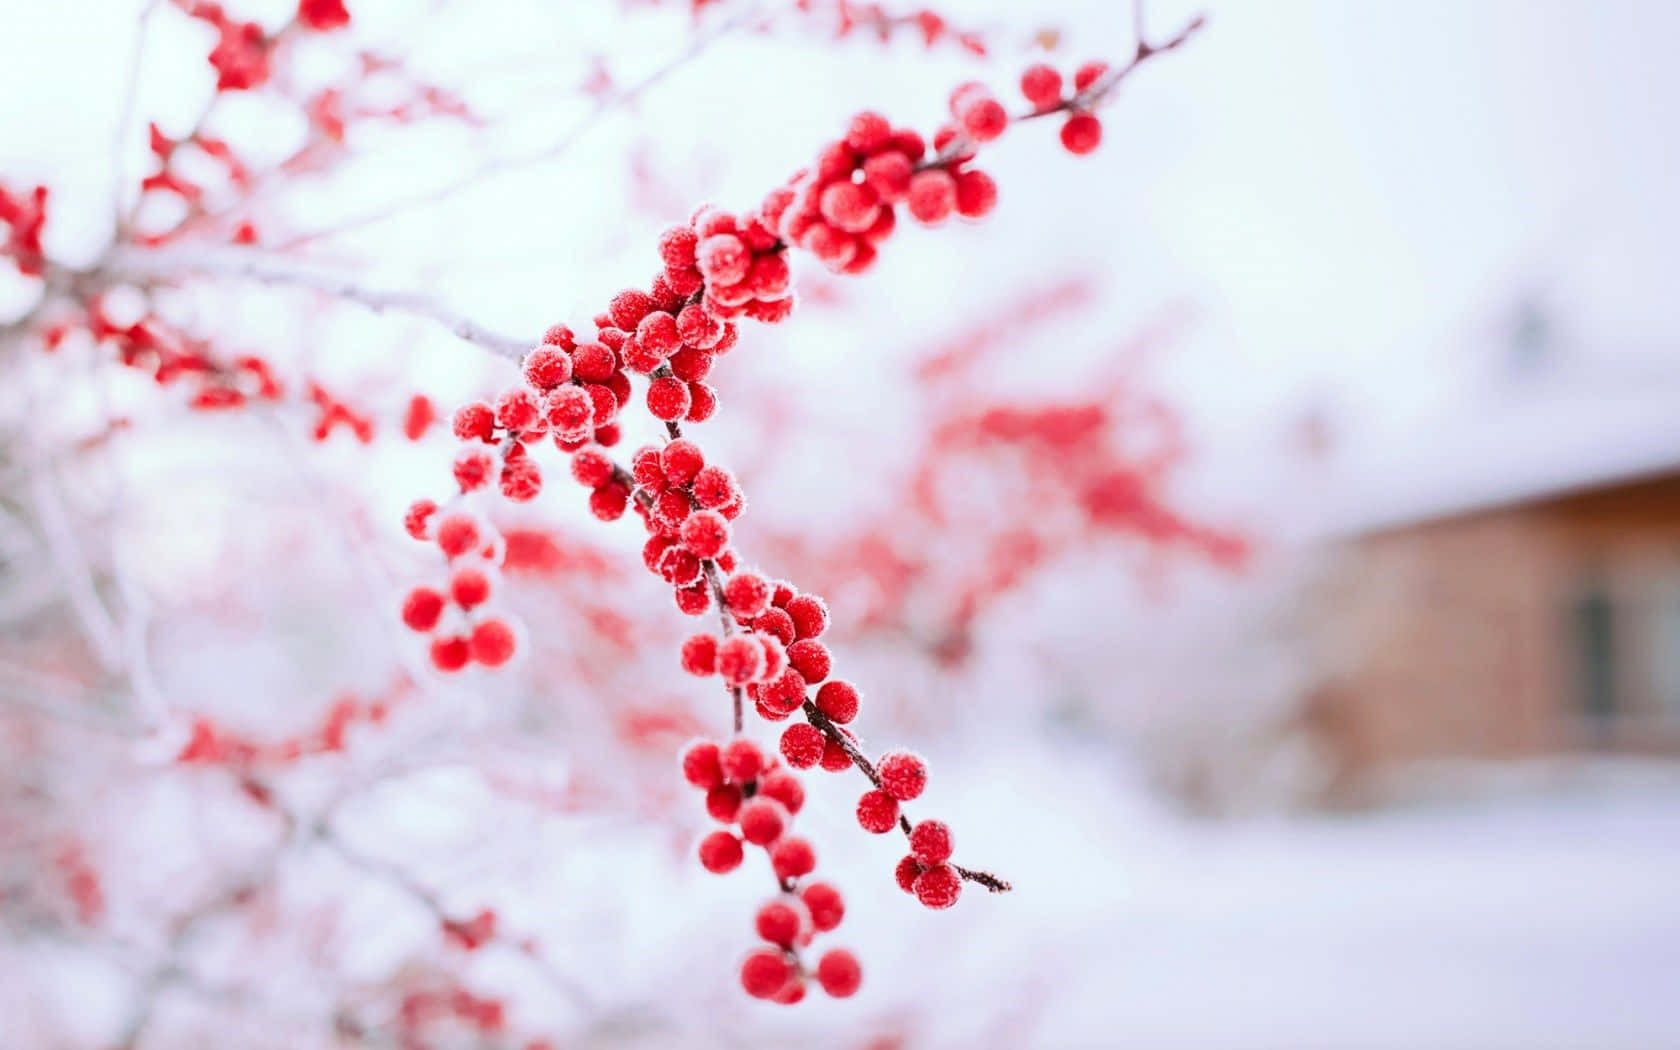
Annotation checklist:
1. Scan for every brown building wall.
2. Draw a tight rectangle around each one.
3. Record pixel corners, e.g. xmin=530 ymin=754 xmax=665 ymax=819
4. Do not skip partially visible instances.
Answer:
xmin=1309 ymin=471 xmax=1680 ymax=794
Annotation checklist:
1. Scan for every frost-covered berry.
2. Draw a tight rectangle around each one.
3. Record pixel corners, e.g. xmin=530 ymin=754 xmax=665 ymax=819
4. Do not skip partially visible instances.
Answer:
xmin=716 ymin=635 xmax=764 ymax=686
xmin=659 ymin=225 xmax=698 ymax=270
xmin=659 ymin=439 xmax=705 ymax=485
xmin=588 ymin=480 xmax=630 ymax=520
xmin=894 ymin=855 xmax=923 ymax=893
xmin=436 ymin=514 xmax=480 ymax=559
xmin=679 ymin=510 xmax=729 ymax=559
xmin=769 ymin=836 xmax=815 ymax=881
xmin=816 ymin=948 xmax=862 ymax=998
xmin=706 ymin=784 xmax=743 ymax=823
xmin=755 ymin=898 xmax=806 ymax=948
xmin=608 ymin=289 xmax=655 ymax=330
xmin=856 ymin=790 xmax=899 ymax=834
xmin=907 ymin=169 xmax=957 ymax=224
xmin=1020 ymin=63 xmax=1063 ymax=109
xmin=403 ymin=499 xmax=437 ymax=540
xmin=1060 ymin=112 xmax=1102 ymax=155
xmin=784 ymin=594 xmax=829 ymax=639
xmin=786 ymin=638 xmax=831 ymax=683
xmin=722 ymin=737 xmax=765 ymax=783
xmin=681 ymin=739 xmax=724 ymax=789
xmin=957 ymin=96 xmax=1008 ymax=142
xmin=637 ymin=311 xmax=680 ymax=358
xmin=877 ymin=751 xmax=927 ymax=801
xmin=681 ymin=633 xmax=718 ymax=676
xmin=453 ymin=447 xmax=494 ymax=492
xmin=754 ymin=607 xmax=796 ymax=646
xmin=470 ymin=619 xmax=516 ymax=666
xmin=779 ymin=723 xmax=825 ymax=769
xmin=699 ymin=830 xmax=744 ymax=874
xmin=401 ymin=587 xmax=444 ymax=632
xmin=499 ymin=456 xmax=542 ymax=502
xmin=800 ymin=882 xmax=844 ymax=932
xmin=909 ymin=819 xmax=953 ymax=865
xmin=740 ymin=948 xmax=792 ymax=998
xmin=954 ymin=169 xmax=998 ymax=219
xmin=738 ymin=798 xmax=787 ymax=846
xmin=819 ymin=729 xmax=855 ymax=772
xmin=570 ymin=447 xmax=614 ymax=488
xmin=647 ymin=376 xmax=691 ymax=421
xmin=430 ymin=635 xmax=471 ymax=672
xmin=1073 ymin=60 xmax=1109 ymax=91
xmin=452 ymin=401 xmax=495 ymax=442
xmin=495 ymin=388 xmax=541 ymax=432
xmin=541 ymin=323 xmax=575 ymax=348
xmin=759 ymin=769 xmax=805 ymax=815
xmin=691 ymin=465 xmax=740 ymax=509
xmin=758 ymin=668 xmax=807 ymax=716
xmin=723 ymin=571 xmax=771 ymax=617
xmin=697 ymin=234 xmax=749 ymax=285
xmin=912 ymin=863 xmax=962 ymax=909
xmin=862 ymin=150 xmax=913 ymax=203
xmin=449 ymin=568 xmax=491 ymax=609
xmin=522 ymin=346 xmax=573 ymax=390
xmin=657 ymin=546 xmax=701 ymax=587
xmin=546 ymin=386 xmax=593 ymax=435
xmin=814 ymin=680 xmax=859 ymax=723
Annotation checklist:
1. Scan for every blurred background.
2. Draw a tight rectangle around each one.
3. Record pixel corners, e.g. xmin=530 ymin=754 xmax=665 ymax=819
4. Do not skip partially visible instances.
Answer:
xmin=2 ymin=0 xmax=1678 ymax=1047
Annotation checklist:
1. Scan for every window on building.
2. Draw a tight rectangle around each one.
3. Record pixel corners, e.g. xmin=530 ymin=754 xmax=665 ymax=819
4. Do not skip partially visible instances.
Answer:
xmin=1573 ymin=582 xmax=1616 ymax=731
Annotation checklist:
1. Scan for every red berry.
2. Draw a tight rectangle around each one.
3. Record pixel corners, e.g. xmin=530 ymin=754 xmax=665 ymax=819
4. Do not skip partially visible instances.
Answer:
xmin=739 ymin=947 xmax=791 ymax=998
xmin=913 ymin=863 xmax=962 ymax=909
xmin=680 ymin=739 xmax=724 ymax=789
xmin=699 ymin=830 xmax=744 ymax=874
xmin=545 ymin=386 xmax=593 ymax=436
xmin=856 ymin=789 xmax=899 ymax=834
xmin=716 ymin=636 xmax=764 ymax=686
xmin=637 ymin=311 xmax=680 ymax=357
xmin=691 ymin=466 xmax=739 ymax=509
xmin=647 ymin=376 xmax=691 ymax=421
xmin=954 ymin=169 xmax=998 ymax=219
xmin=907 ymin=169 xmax=957 ymax=224
xmin=800 ymin=882 xmax=844 ymax=932
xmin=658 ymin=225 xmax=698 ymax=271
xmin=499 ymin=456 xmax=542 ymax=502
xmin=522 ymin=346 xmax=573 ymax=390
xmin=785 ymin=638 xmax=831 ymax=683
xmin=723 ymin=571 xmax=771 ymax=617
xmin=588 ymin=481 xmax=630 ymax=520
xmin=894 ymin=855 xmax=923 ymax=893
xmin=758 ymin=769 xmax=805 ymax=815
xmin=401 ymin=587 xmax=444 ymax=632
xmin=738 ymin=798 xmax=786 ymax=846
xmin=780 ymin=723 xmax=825 ymax=769
xmin=1073 ymin=60 xmax=1109 ymax=92
xmin=784 ymin=594 xmax=829 ymax=639
xmin=772 ymin=979 xmax=806 ymax=1005
xmin=755 ymin=898 xmax=807 ymax=948
xmin=697 ymin=234 xmax=749 ymax=285
xmin=705 ymin=784 xmax=743 ymax=823
xmin=453 ymin=447 xmax=493 ymax=492
xmin=844 ymin=110 xmax=892 ymax=153
xmin=908 ymin=819 xmax=953 ymax=864
xmin=541 ymin=323 xmax=575 ymax=348
xmin=769 ymin=836 xmax=815 ymax=881
xmin=469 ymin=619 xmax=516 ymax=667
xmin=608 ymin=289 xmax=654 ymax=330
xmin=452 ymin=401 xmax=495 ymax=442
xmin=819 ymin=729 xmax=855 ymax=772
xmin=814 ymin=680 xmax=859 ymax=723
xmin=816 ymin=948 xmax=861 ymax=998
xmin=429 ymin=635 xmax=471 ymax=672
xmin=675 ymin=581 xmax=711 ymax=616
xmin=1020 ymin=63 xmax=1064 ymax=109
xmin=721 ymin=737 xmax=765 ymax=783
xmin=758 ymin=668 xmax=807 ymax=715
xmin=877 ymin=751 xmax=927 ymax=801
xmin=754 ymin=607 xmax=795 ymax=646
xmin=681 ymin=633 xmax=718 ymax=676
xmin=403 ymin=499 xmax=437 ymax=540
xmin=449 ymin=568 xmax=491 ymax=609
xmin=1060 ymin=112 xmax=1102 ymax=155
xmin=958 ymin=96 xmax=1008 ymax=142
xmin=862 ymin=150 xmax=912 ymax=203
xmin=495 ymin=388 xmax=541 ymax=431
xmin=679 ymin=510 xmax=729 ymax=559
xmin=436 ymin=515 xmax=480 ymax=560
xmin=570 ymin=447 xmax=614 ymax=488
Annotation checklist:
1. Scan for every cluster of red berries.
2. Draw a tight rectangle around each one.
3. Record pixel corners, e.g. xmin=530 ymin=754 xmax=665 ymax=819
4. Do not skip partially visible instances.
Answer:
xmin=681 ymin=736 xmax=861 ymax=1002
xmin=1019 ymin=61 xmax=1113 ymax=155
xmin=182 ymin=0 xmax=349 ymax=94
xmin=400 ymin=507 xmax=518 ymax=671
xmin=771 ymin=107 xmax=997 ymax=274
xmin=679 ymin=568 xmax=836 ymax=717
xmin=0 ymin=181 xmax=48 ymax=276
xmin=618 ymin=438 xmax=742 ymax=613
